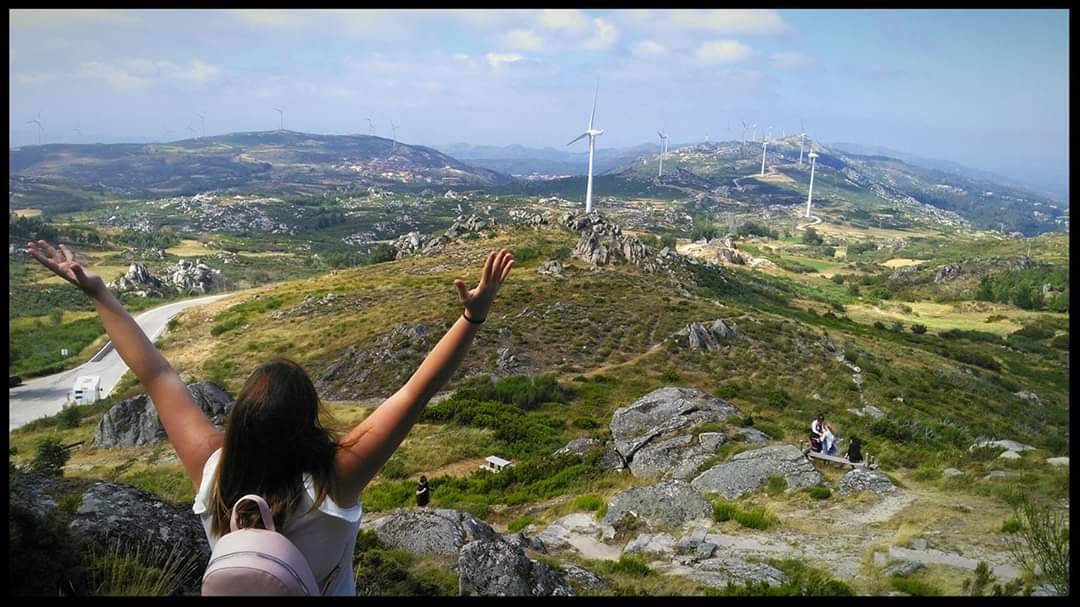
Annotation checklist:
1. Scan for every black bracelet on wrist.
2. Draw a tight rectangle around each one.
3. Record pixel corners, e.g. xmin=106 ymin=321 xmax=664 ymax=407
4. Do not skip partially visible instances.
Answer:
xmin=462 ymin=311 xmax=486 ymax=324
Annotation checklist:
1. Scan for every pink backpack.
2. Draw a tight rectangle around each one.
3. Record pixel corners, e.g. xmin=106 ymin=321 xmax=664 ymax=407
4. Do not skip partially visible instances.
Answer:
xmin=202 ymin=494 xmax=320 ymax=596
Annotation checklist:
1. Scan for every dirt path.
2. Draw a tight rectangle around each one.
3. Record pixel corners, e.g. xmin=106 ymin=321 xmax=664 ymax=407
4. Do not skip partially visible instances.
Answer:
xmin=581 ymin=342 xmax=666 ymax=378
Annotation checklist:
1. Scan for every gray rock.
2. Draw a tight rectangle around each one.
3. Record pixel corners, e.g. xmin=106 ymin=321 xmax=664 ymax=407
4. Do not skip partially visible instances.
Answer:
xmin=458 ymin=538 xmax=573 ymax=596
xmin=562 ymin=212 xmax=648 ymax=268
xmin=943 ymin=468 xmax=963 ymax=477
xmin=560 ymin=564 xmax=606 ymax=591
xmin=1014 ymin=391 xmax=1042 ymax=405
xmin=685 ymin=319 xmax=738 ymax=351
xmin=109 ymin=262 xmax=164 ymax=295
xmin=93 ymin=382 xmax=233 ymax=448
xmin=907 ymin=538 xmax=928 ymax=551
xmin=970 ymin=438 xmax=1036 ymax=453
xmin=66 ymin=479 xmax=211 ymax=594
xmin=983 ymin=471 xmax=1013 ymax=480
xmin=494 ymin=347 xmax=527 ymax=375
xmin=1046 ymin=457 xmax=1069 ymax=467
xmin=624 ymin=532 xmax=675 ymax=556
xmin=609 ymin=386 xmax=740 ymax=478
xmin=698 ymin=432 xmax=726 ymax=451
xmin=537 ymin=260 xmax=563 ymax=276
xmin=694 ymin=542 xmax=717 ymax=560
xmin=883 ymin=561 xmax=925 ymax=577
xmin=675 ymin=527 xmax=708 ymax=554
xmin=363 ymin=508 xmax=498 ymax=557
xmin=691 ymin=445 xmax=824 ymax=499
xmin=735 ymin=427 xmax=771 ymax=444
xmin=837 ymin=467 xmax=897 ymax=495
xmin=602 ymin=480 xmax=713 ymax=529
xmin=998 ymin=450 xmax=1021 ymax=460
xmin=501 ymin=532 xmax=547 ymax=554
xmin=674 ymin=557 xmax=788 ymax=589
xmin=553 ymin=438 xmax=602 ymax=457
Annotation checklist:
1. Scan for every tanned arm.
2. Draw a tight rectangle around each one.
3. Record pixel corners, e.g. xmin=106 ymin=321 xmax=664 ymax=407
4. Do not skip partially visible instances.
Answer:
xmin=27 ymin=240 xmax=222 ymax=487
xmin=335 ymin=248 xmax=514 ymax=501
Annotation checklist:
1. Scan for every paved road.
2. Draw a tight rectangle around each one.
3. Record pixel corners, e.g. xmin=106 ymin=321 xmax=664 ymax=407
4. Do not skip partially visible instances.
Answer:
xmin=9 ymin=294 xmax=227 ymax=432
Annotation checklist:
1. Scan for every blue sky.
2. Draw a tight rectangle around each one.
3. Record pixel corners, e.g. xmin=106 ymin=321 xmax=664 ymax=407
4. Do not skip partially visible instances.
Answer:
xmin=9 ymin=9 xmax=1069 ymax=197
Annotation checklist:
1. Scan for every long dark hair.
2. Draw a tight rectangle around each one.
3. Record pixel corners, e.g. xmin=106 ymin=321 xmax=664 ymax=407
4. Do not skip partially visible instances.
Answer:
xmin=209 ymin=358 xmax=340 ymax=537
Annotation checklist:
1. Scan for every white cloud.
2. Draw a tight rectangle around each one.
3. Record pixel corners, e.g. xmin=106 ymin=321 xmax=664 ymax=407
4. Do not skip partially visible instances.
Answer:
xmin=80 ymin=62 xmax=151 ymax=90
xmin=694 ymin=40 xmax=753 ymax=65
xmin=582 ymin=18 xmax=617 ymax=51
xmin=225 ymin=9 xmax=301 ymax=28
xmin=632 ymin=40 xmax=668 ymax=58
xmin=453 ymin=53 xmax=469 ymax=61
xmin=486 ymin=52 xmax=524 ymax=70
xmin=771 ymin=51 xmax=814 ymax=70
xmin=503 ymin=29 xmax=544 ymax=51
xmin=671 ymin=10 xmax=787 ymax=34
xmin=538 ymin=9 xmax=588 ymax=33
xmin=10 ymin=9 xmax=139 ymax=28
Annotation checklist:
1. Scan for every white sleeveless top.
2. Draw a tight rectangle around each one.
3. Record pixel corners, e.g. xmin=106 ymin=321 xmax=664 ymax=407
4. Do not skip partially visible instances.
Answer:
xmin=192 ymin=448 xmax=363 ymax=596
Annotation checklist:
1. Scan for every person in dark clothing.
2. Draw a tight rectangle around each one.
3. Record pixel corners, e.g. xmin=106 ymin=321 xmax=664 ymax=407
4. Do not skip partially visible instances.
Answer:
xmin=415 ymin=475 xmax=431 ymax=508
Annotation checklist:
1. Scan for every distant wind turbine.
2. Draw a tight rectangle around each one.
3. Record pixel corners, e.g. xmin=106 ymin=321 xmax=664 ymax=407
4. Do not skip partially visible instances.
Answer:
xmin=760 ymin=131 xmax=770 ymax=176
xmin=798 ymin=119 xmax=807 ymax=166
xmin=390 ymin=121 xmax=398 ymax=150
xmin=273 ymin=107 xmax=285 ymax=131
xmin=567 ymin=79 xmax=604 ymax=214
xmin=657 ymin=129 xmax=669 ymax=178
xmin=806 ymin=149 xmax=820 ymax=218
xmin=26 ymin=113 xmax=43 ymax=146
xmin=367 ymin=116 xmax=375 ymax=136
xmin=741 ymin=120 xmax=750 ymax=145
xmin=197 ymin=112 xmax=206 ymax=138
xmin=188 ymin=122 xmax=197 ymax=139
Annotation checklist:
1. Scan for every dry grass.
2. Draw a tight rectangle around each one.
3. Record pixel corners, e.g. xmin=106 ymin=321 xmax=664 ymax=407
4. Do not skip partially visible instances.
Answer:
xmin=164 ymin=239 xmax=213 ymax=257
xmin=881 ymin=258 xmax=924 ymax=269
xmin=12 ymin=208 xmax=43 ymax=217
xmin=844 ymin=301 xmax=1063 ymax=336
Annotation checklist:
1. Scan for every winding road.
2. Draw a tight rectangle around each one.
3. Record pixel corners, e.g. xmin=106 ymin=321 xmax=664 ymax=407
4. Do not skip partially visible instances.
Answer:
xmin=8 ymin=294 xmax=227 ymax=432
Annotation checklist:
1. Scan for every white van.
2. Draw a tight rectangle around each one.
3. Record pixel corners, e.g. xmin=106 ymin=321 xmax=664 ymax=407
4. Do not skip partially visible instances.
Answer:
xmin=71 ymin=375 xmax=102 ymax=405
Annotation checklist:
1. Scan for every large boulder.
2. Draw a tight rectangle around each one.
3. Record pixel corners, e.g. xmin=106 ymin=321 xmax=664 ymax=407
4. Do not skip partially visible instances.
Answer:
xmin=970 ymin=438 xmax=1036 ymax=453
xmin=14 ymin=475 xmax=212 ymax=594
xmin=93 ymin=382 xmax=234 ymax=448
xmin=602 ymin=480 xmax=713 ymax=529
xmin=691 ymin=445 xmax=824 ymax=499
xmin=836 ymin=467 xmax=897 ymax=495
xmin=670 ymin=557 xmax=789 ymax=590
xmin=361 ymin=508 xmax=498 ymax=558
xmin=561 ymin=211 xmax=648 ymax=267
xmin=683 ymin=319 xmax=738 ymax=352
xmin=109 ymin=262 xmax=164 ymax=296
xmin=609 ymin=387 xmax=740 ymax=478
xmin=458 ymin=538 xmax=573 ymax=596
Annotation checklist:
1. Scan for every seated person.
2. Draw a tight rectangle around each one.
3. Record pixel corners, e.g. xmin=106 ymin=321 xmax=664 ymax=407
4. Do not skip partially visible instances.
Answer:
xmin=810 ymin=414 xmax=826 ymax=452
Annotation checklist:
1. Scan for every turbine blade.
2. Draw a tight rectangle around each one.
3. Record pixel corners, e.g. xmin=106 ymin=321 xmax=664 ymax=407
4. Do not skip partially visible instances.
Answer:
xmin=567 ymin=132 xmax=588 ymax=146
xmin=588 ymin=80 xmax=599 ymax=130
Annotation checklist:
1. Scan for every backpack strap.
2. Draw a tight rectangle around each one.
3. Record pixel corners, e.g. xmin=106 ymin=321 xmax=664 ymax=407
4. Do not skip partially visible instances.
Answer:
xmin=231 ymin=494 xmax=276 ymax=532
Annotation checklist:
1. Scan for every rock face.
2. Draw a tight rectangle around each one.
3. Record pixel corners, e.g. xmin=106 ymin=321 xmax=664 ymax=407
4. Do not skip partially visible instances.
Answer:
xmin=1046 ymin=457 xmax=1069 ymax=467
xmin=663 ymin=557 xmax=789 ymax=590
xmin=970 ymin=438 xmax=1036 ymax=453
xmin=494 ymin=347 xmax=528 ymax=375
xmin=94 ymin=383 xmax=234 ymax=448
xmin=624 ymin=532 xmax=675 ymax=556
xmin=536 ymin=259 xmax=564 ymax=276
xmin=684 ymin=319 xmax=738 ymax=351
xmin=318 ymin=322 xmax=437 ymax=399
xmin=509 ymin=209 xmax=549 ymax=230
xmin=836 ymin=467 xmax=897 ymax=495
xmin=609 ymin=387 xmax=740 ymax=479
xmin=458 ymin=538 xmax=573 ymax=596
xmin=68 ymin=475 xmax=211 ymax=587
xmin=393 ymin=214 xmax=497 ymax=259
xmin=561 ymin=211 xmax=648 ymax=267
xmin=109 ymin=262 xmax=164 ymax=296
xmin=691 ymin=445 xmax=824 ymax=499
xmin=163 ymin=259 xmax=219 ymax=294
xmin=362 ymin=508 xmax=498 ymax=558
xmin=602 ymin=480 xmax=713 ymax=529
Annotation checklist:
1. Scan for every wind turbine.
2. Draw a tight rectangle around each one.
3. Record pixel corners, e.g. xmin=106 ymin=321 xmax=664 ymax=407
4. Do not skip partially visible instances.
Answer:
xmin=273 ymin=107 xmax=285 ymax=131
xmin=390 ymin=121 xmax=398 ymax=151
xmin=805 ymin=149 xmax=819 ymax=218
xmin=26 ymin=113 xmax=43 ymax=146
xmin=197 ymin=112 xmax=206 ymax=138
xmin=567 ymin=79 xmax=604 ymax=214
xmin=760 ymin=130 xmax=770 ymax=176
xmin=187 ymin=122 xmax=197 ymax=139
xmin=657 ymin=129 xmax=669 ymax=178
xmin=798 ymin=119 xmax=807 ymax=166
xmin=741 ymin=120 xmax=749 ymax=145
xmin=367 ymin=115 xmax=375 ymax=136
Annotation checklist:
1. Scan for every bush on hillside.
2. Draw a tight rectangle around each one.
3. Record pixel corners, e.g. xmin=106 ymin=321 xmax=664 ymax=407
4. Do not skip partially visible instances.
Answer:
xmin=31 ymin=437 xmax=70 ymax=477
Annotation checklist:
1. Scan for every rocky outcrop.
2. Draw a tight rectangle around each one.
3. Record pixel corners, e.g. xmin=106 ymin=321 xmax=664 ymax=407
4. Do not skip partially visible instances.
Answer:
xmin=458 ymin=538 xmax=573 ymax=596
xmin=691 ymin=445 xmax=824 ymax=499
xmin=837 ymin=467 xmax=897 ymax=495
xmin=162 ymin=259 xmax=219 ymax=294
xmin=362 ymin=508 xmax=498 ymax=558
xmin=661 ymin=557 xmax=789 ymax=590
xmin=536 ymin=259 xmax=564 ymax=276
xmin=508 ymin=209 xmax=549 ymax=230
xmin=109 ymin=262 xmax=164 ymax=296
xmin=93 ymin=383 xmax=234 ymax=448
xmin=318 ymin=322 xmax=437 ymax=399
xmin=501 ymin=532 xmax=547 ymax=554
xmin=609 ymin=387 xmax=740 ymax=479
xmin=602 ymin=480 xmax=713 ymax=529
xmin=552 ymin=438 xmax=622 ymax=470
xmin=561 ymin=211 xmax=648 ymax=268
xmin=494 ymin=347 xmax=528 ymax=375
xmin=624 ymin=532 xmax=676 ymax=556
xmin=560 ymin=564 xmax=606 ymax=591
xmin=393 ymin=214 xmax=497 ymax=259
xmin=683 ymin=319 xmax=738 ymax=351
xmin=970 ymin=438 xmax=1036 ymax=453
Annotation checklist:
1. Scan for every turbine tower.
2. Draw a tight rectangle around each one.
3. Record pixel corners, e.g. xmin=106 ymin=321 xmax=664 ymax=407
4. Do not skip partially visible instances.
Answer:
xmin=805 ymin=150 xmax=819 ymax=218
xmin=760 ymin=131 xmax=770 ymax=176
xmin=367 ymin=116 xmax=375 ymax=136
xmin=26 ymin=113 xmax=43 ymax=146
xmin=798 ymin=119 xmax=807 ymax=166
xmin=741 ymin=120 xmax=749 ymax=145
xmin=273 ymin=107 xmax=285 ymax=131
xmin=567 ymin=79 xmax=604 ymax=214
xmin=188 ymin=122 xmax=197 ymax=139
xmin=657 ymin=130 xmax=669 ymax=178
xmin=198 ymin=112 xmax=206 ymax=138
xmin=390 ymin=121 xmax=398 ymax=151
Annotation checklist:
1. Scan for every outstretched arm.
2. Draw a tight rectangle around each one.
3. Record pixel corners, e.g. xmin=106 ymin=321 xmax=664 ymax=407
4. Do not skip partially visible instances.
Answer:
xmin=335 ymin=249 xmax=514 ymax=500
xmin=27 ymin=241 xmax=221 ymax=487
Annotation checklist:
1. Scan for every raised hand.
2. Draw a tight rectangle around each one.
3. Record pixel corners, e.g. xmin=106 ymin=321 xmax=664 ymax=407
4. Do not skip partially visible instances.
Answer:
xmin=26 ymin=240 xmax=106 ymax=297
xmin=453 ymin=248 xmax=514 ymax=323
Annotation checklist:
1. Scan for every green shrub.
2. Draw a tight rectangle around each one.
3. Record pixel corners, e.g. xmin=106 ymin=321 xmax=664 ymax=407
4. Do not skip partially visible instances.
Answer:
xmin=734 ymin=506 xmax=777 ymax=530
xmin=890 ymin=576 xmax=942 ymax=596
xmin=58 ymin=405 xmax=82 ymax=429
xmin=9 ymin=503 xmax=86 ymax=595
xmin=507 ymin=515 xmax=536 ymax=533
xmin=571 ymin=416 xmax=599 ymax=429
xmin=1001 ymin=517 xmax=1021 ymax=534
xmin=1012 ymin=324 xmax=1054 ymax=341
xmin=353 ymin=530 xmax=454 ymax=596
xmin=706 ymin=559 xmax=854 ymax=596
xmin=512 ymin=247 xmax=541 ymax=264
xmin=805 ymin=486 xmax=831 ymax=500
xmin=660 ymin=369 xmax=680 ymax=383
xmin=209 ymin=316 xmax=244 ymax=336
xmin=1049 ymin=333 xmax=1069 ymax=350
xmin=909 ymin=466 xmax=942 ymax=481
xmin=765 ymin=475 xmax=788 ymax=496
xmin=910 ymin=323 xmax=927 ymax=335
xmin=1006 ymin=496 xmax=1070 ymax=595
xmin=713 ymin=500 xmax=738 ymax=522
xmin=31 ymin=436 xmax=70 ymax=477
xmin=380 ymin=457 xmax=410 ymax=480
xmin=605 ymin=555 xmax=652 ymax=577
xmin=873 ymin=321 xmax=886 ymax=330
xmin=573 ymin=494 xmax=605 ymax=512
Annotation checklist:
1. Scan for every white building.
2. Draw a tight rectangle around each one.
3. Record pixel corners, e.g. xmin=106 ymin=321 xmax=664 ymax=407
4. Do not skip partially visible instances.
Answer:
xmin=480 ymin=456 xmax=513 ymax=473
